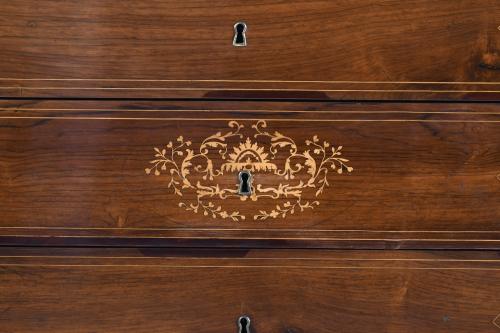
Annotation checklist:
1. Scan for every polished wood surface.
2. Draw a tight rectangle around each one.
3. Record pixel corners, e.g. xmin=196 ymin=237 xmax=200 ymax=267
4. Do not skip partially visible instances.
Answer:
xmin=0 ymin=100 xmax=499 ymax=248
xmin=1 ymin=0 xmax=500 ymax=100
xmin=2 ymin=2 xmax=500 ymax=331
xmin=1 ymin=248 xmax=500 ymax=333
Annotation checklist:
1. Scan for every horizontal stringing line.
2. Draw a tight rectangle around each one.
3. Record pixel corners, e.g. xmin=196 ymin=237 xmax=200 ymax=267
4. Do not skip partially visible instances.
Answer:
xmin=4 ymin=235 xmax=500 ymax=241
xmin=2 ymin=256 xmax=500 ymax=262
xmin=2 ymin=227 xmax=498 ymax=233
xmin=2 ymin=78 xmax=500 ymax=85
xmin=1 ymin=117 xmax=499 ymax=123
xmin=3 ymin=108 xmax=500 ymax=115
xmin=2 ymin=87 xmax=500 ymax=93
xmin=0 ymin=264 xmax=499 ymax=270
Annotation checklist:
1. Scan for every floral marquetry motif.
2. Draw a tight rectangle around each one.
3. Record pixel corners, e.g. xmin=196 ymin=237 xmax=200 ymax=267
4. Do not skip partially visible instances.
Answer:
xmin=145 ymin=121 xmax=353 ymax=221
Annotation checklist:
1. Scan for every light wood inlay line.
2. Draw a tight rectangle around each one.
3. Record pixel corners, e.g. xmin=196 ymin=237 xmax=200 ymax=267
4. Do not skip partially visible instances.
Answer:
xmin=2 ymin=87 xmax=500 ymax=93
xmin=1 ymin=256 xmax=499 ymax=262
xmin=3 ymin=235 xmax=500 ymax=241
xmin=1 ymin=227 xmax=498 ymax=233
xmin=3 ymin=108 xmax=500 ymax=115
xmin=0 ymin=264 xmax=499 ymax=270
xmin=1 ymin=117 xmax=500 ymax=123
xmin=3 ymin=78 xmax=500 ymax=85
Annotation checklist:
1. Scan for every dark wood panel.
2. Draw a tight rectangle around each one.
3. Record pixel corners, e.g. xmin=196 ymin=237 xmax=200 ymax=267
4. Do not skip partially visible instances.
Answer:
xmin=0 ymin=0 xmax=500 ymax=100
xmin=0 ymin=101 xmax=499 ymax=248
xmin=1 ymin=248 xmax=500 ymax=332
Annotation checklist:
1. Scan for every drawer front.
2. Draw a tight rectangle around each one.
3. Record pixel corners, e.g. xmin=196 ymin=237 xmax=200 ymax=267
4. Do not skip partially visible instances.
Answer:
xmin=1 ymin=249 xmax=500 ymax=333
xmin=1 ymin=1 xmax=500 ymax=100
xmin=0 ymin=101 xmax=499 ymax=248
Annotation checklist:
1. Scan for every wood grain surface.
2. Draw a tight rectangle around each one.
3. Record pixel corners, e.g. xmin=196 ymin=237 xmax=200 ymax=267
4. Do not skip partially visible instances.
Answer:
xmin=1 ymin=0 xmax=500 ymax=100
xmin=3 ymin=2 xmax=500 ymax=331
xmin=1 ymin=248 xmax=500 ymax=333
xmin=0 ymin=100 xmax=499 ymax=248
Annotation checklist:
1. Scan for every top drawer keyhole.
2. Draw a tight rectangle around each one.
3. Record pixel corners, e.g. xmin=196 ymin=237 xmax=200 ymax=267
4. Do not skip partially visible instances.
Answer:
xmin=233 ymin=22 xmax=247 ymax=47
xmin=238 ymin=316 xmax=251 ymax=333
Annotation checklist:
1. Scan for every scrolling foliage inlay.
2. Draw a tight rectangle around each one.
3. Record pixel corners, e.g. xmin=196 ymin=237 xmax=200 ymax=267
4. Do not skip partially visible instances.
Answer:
xmin=145 ymin=121 xmax=353 ymax=221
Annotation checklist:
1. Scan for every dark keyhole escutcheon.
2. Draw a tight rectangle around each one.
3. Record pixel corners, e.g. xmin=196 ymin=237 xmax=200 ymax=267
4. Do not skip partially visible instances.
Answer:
xmin=238 ymin=316 xmax=251 ymax=333
xmin=238 ymin=170 xmax=252 ymax=196
xmin=233 ymin=22 xmax=247 ymax=47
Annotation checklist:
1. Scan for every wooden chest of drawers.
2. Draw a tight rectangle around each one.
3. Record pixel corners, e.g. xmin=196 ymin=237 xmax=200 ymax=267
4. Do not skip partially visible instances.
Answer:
xmin=0 ymin=1 xmax=499 ymax=332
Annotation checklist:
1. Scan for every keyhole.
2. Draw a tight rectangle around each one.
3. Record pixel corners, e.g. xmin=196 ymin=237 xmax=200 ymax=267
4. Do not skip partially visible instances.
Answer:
xmin=233 ymin=22 xmax=247 ymax=47
xmin=238 ymin=316 xmax=251 ymax=333
xmin=238 ymin=170 xmax=252 ymax=196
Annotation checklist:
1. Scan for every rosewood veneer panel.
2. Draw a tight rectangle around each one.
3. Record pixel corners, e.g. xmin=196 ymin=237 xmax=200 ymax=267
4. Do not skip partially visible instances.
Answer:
xmin=1 ymin=248 xmax=500 ymax=333
xmin=0 ymin=0 xmax=500 ymax=99
xmin=0 ymin=101 xmax=498 ymax=248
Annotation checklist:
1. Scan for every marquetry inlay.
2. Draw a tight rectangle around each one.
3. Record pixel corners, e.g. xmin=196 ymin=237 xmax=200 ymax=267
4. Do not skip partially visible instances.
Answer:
xmin=494 ymin=313 xmax=500 ymax=329
xmin=145 ymin=120 xmax=353 ymax=221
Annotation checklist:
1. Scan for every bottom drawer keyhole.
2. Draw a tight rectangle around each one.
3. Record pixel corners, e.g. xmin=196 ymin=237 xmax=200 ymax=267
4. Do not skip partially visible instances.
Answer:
xmin=238 ymin=316 xmax=251 ymax=333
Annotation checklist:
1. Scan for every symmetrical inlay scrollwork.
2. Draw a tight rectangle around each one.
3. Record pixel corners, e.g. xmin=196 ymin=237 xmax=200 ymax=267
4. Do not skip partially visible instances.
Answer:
xmin=145 ymin=120 xmax=353 ymax=221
